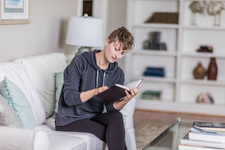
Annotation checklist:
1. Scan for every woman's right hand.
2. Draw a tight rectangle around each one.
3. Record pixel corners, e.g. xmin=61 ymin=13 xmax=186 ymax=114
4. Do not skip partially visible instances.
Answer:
xmin=81 ymin=86 xmax=109 ymax=102
xmin=94 ymin=86 xmax=109 ymax=95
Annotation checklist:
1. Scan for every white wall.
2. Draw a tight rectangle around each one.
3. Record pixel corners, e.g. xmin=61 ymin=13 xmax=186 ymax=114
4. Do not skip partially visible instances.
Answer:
xmin=0 ymin=0 xmax=128 ymax=64
xmin=0 ymin=0 xmax=78 ymax=62
xmin=93 ymin=0 xmax=108 ymax=43
xmin=107 ymin=0 xmax=127 ymax=70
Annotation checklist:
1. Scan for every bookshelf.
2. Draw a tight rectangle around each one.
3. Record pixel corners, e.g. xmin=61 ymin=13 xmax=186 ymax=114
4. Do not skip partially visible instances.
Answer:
xmin=125 ymin=0 xmax=225 ymax=116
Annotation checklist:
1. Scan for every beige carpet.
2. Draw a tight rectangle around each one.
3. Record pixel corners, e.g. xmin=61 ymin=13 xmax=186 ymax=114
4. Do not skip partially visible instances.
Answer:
xmin=135 ymin=122 xmax=170 ymax=150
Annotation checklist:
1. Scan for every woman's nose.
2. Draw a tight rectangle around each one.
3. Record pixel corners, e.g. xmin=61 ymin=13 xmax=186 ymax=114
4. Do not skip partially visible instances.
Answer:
xmin=115 ymin=52 xmax=120 ymax=58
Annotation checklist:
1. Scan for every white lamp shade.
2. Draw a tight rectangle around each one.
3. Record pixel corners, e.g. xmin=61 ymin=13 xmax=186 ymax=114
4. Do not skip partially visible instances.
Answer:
xmin=66 ymin=16 xmax=103 ymax=47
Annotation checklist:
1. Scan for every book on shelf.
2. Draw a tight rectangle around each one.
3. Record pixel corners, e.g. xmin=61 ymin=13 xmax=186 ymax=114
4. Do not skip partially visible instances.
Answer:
xmin=96 ymin=79 xmax=143 ymax=103
xmin=180 ymin=131 xmax=225 ymax=149
xmin=145 ymin=12 xmax=179 ymax=24
xmin=193 ymin=121 xmax=225 ymax=132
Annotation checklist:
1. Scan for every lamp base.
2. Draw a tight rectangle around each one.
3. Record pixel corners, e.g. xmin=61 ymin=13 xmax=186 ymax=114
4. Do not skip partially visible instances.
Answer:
xmin=75 ymin=47 xmax=89 ymax=56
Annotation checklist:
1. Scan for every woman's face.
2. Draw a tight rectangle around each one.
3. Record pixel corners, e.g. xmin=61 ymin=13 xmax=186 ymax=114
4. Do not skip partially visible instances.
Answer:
xmin=104 ymin=38 xmax=126 ymax=63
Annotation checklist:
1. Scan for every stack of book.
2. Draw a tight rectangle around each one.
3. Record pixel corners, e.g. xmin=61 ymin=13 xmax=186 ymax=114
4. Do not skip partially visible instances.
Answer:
xmin=179 ymin=121 xmax=225 ymax=150
xmin=143 ymin=67 xmax=165 ymax=77
xmin=141 ymin=90 xmax=161 ymax=100
xmin=145 ymin=12 xmax=179 ymax=24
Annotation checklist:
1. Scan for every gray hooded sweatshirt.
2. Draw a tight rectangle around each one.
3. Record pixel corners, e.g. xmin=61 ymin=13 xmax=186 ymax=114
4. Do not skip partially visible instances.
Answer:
xmin=55 ymin=50 xmax=125 ymax=126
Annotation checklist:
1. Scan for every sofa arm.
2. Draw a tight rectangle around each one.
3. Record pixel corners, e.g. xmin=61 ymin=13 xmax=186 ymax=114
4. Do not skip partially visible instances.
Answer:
xmin=120 ymin=97 xmax=137 ymax=150
xmin=0 ymin=126 xmax=50 ymax=150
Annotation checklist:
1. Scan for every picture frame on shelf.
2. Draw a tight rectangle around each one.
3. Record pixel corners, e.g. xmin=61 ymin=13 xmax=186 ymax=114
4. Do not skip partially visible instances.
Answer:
xmin=0 ymin=0 xmax=30 ymax=25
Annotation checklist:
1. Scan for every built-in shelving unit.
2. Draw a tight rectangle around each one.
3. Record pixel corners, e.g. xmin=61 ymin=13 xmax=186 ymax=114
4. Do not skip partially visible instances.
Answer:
xmin=125 ymin=0 xmax=225 ymax=116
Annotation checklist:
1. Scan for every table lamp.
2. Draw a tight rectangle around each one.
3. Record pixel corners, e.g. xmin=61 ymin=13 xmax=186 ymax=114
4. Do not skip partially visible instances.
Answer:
xmin=65 ymin=15 xmax=103 ymax=55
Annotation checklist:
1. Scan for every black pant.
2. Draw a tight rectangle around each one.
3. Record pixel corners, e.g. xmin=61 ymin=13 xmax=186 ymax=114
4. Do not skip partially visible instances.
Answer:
xmin=56 ymin=111 xmax=127 ymax=150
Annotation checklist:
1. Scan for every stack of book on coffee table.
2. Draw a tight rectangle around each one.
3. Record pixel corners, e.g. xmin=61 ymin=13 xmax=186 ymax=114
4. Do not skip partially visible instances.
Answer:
xmin=179 ymin=121 xmax=225 ymax=150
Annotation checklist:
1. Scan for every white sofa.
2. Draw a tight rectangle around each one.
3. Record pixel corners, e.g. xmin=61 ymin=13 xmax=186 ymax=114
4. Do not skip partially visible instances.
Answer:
xmin=0 ymin=53 xmax=136 ymax=150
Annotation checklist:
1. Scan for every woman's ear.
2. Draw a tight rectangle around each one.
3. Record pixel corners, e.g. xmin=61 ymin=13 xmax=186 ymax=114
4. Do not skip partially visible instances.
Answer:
xmin=105 ymin=38 xmax=110 ymax=46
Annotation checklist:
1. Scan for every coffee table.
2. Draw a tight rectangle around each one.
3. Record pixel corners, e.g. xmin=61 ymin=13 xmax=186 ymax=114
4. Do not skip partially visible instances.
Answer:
xmin=142 ymin=117 xmax=193 ymax=150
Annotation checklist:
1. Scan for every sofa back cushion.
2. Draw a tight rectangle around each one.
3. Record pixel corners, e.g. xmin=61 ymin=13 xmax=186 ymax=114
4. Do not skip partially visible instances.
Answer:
xmin=14 ymin=53 xmax=67 ymax=118
xmin=0 ymin=62 xmax=46 ymax=126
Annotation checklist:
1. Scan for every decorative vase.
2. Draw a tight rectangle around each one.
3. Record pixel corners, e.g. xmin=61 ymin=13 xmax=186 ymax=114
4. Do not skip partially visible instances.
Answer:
xmin=207 ymin=57 xmax=218 ymax=80
xmin=193 ymin=62 xmax=206 ymax=79
xmin=196 ymin=92 xmax=214 ymax=104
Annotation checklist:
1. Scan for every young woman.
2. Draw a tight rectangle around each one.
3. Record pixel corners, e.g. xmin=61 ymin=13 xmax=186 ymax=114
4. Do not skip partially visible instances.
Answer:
xmin=55 ymin=26 xmax=139 ymax=150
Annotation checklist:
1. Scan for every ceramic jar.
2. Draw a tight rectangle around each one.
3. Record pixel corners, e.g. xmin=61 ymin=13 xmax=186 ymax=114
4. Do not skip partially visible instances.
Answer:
xmin=193 ymin=62 xmax=206 ymax=79
xmin=207 ymin=57 xmax=218 ymax=80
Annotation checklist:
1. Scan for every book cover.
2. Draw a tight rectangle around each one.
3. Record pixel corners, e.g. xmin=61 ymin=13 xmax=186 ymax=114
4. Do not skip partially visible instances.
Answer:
xmin=189 ymin=127 xmax=225 ymax=143
xmin=194 ymin=121 xmax=225 ymax=132
xmin=179 ymin=144 xmax=224 ymax=150
xmin=96 ymin=79 xmax=143 ymax=103
xmin=180 ymin=131 xmax=225 ymax=149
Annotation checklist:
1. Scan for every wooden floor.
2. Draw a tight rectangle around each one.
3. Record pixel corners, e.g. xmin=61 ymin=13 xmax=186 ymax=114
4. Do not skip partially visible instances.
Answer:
xmin=134 ymin=109 xmax=225 ymax=127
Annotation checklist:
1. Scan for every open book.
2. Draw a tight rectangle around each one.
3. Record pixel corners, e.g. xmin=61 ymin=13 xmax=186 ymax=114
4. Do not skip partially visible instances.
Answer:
xmin=96 ymin=79 xmax=143 ymax=102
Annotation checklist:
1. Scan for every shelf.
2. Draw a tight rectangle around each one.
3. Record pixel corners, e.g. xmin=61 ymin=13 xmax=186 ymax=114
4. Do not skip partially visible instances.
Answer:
xmin=183 ymin=25 xmax=225 ymax=31
xmin=131 ymin=76 xmax=177 ymax=83
xmin=184 ymin=0 xmax=225 ymax=2
xmin=181 ymin=52 xmax=225 ymax=58
xmin=135 ymin=0 xmax=179 ymax=1
xmin=133 ymin=23 xmax=179 ymax=29
xmin=135 ymin=99 xmax=225 ymax=116
xmin=126 ymin=0 xmax=225 ymax=116
xmin=132 ymin=50 xmax=178 ymax=56
xmin=181 ymin=79 xmax=225 ymax=86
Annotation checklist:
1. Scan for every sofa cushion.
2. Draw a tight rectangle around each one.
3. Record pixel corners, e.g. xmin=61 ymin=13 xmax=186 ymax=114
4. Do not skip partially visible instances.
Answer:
xmin=35 ymin=124 xmax=105 ymax=150
xmin=0 ymin=94 xmax=23 ymax=128
xmin=52 ymin=72 xmax=63 ymax=119
xmin=45 ymin=117 xmax=56 ymax=130
xmin=0 ymin=77 xmax=35 ymax=129
xmin=0 ymin=62 xmax=45 ymax=126
xmin=14 ymin=53 xmax=67 ymax=118
xmin=0 ymin=126 xmax=50 ymax=150
xmin=47 ymin=133 xmax=87 ymax=150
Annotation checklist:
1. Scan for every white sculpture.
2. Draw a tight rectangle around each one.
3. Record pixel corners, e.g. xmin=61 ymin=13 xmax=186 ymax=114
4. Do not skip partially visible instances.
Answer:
xmin=204 ymin=0 xmax=225 ymax=26
xmin=189 ymin=1 xmax=205 ymax=25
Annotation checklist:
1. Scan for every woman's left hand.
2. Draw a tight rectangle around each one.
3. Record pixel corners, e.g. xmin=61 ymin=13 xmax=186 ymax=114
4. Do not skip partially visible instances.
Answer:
xmin=123 ymin=85 xmax=140 ymax=103
xmin=113 ymin=85 xmax=140 ymax=110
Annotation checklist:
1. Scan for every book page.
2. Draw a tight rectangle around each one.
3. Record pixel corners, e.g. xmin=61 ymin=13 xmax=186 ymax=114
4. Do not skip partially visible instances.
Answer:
xmin=115 ymin=84 xmax=129 ymax=90
xmin=126 ymin=79 xmax=143 ymax=88
xmin=115 ymin=79 xmax=143 ymax=91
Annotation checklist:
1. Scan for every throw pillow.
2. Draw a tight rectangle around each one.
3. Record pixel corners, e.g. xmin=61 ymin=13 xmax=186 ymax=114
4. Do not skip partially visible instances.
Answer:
xmin=0 ymin=77 xmax=35 ymax=129
xmin=0 ymin=94 xmax=23 ymax=128
xmin=52 ymin=72 xmax=108 ymax=114
xmin=52 ymin=72 xmax=63 ymax=119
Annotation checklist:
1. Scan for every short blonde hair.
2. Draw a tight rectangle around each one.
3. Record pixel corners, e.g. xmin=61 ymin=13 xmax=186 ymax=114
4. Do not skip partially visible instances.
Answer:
xmin=108 ymin=26 xmax=134 ymax=51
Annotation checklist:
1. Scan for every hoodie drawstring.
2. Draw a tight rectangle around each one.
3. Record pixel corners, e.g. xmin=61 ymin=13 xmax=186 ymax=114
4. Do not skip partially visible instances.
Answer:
xmin=96 ymin=71 xmax=99 ymax=88
xmin=96 ymin=71 xmax=107 ymax=113
xmin=103 ymin=72 xmax=106 ymax=87
xmin=96 ymin=71 xmax=106 ymax=88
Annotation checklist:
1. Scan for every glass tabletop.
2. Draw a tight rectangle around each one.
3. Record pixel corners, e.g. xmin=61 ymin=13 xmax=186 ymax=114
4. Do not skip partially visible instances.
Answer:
xmin=142 ymin=117 xmax=193 ymax=150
